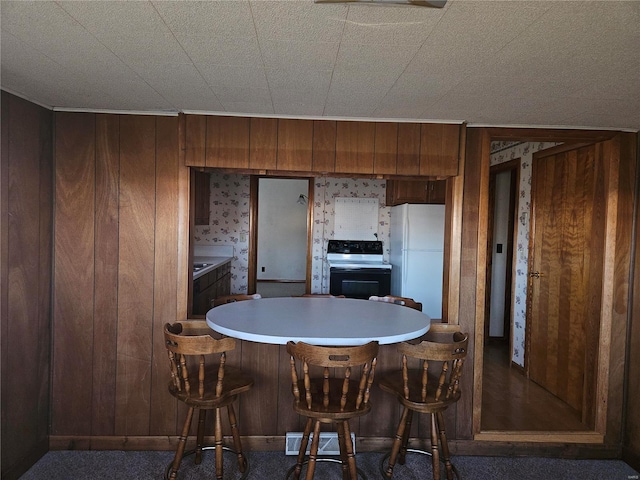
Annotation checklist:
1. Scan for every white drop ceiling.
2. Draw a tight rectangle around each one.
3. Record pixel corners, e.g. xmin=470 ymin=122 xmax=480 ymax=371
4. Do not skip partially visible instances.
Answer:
xmin=1 ymin=0 xmax=639 ymax=131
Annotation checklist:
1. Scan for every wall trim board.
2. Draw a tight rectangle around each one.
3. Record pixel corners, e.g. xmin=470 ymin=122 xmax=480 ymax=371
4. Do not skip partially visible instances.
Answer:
xmin=48 ymin=435 xmax=622 ymax=459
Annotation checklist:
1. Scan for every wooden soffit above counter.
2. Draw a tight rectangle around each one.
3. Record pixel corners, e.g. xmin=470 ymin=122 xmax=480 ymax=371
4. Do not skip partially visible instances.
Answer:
xmin=181 ymin=114 xmax=464 ymax=179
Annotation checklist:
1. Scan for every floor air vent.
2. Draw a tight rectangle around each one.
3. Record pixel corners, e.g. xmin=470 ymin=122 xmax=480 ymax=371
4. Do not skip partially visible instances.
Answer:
xmin=285 ymin=432 xmax=356 ymax=456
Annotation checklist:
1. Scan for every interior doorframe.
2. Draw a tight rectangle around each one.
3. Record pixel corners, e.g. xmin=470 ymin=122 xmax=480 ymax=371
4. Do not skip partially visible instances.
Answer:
xmin=468 ymin=127 xmax=632 ymax=444
xmin=484 ymin=159 xmax=519 ymax=349
xmin=248 ymin=175 xmax=314 ymax=295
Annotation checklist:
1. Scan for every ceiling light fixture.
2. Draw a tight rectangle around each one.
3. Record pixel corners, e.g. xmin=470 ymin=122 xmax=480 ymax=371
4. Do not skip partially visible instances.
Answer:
xmin=315 ymin=0 xmax=446 ymax=7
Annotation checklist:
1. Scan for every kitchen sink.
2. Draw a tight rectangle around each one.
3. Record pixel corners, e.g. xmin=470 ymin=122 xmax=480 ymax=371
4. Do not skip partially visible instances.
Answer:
xmin=193 ymin=263 xmax=209 ymax=272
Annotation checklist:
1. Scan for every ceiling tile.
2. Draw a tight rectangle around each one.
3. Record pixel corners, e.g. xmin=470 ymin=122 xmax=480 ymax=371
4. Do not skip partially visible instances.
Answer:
xmin=260 ymin=40 xmax=340 ymax=70
xmin=340 ymin=3 xmax=444 ymax=46
xmin=250 ymin=1 xmax=348 ymax=42
xmin=153 ymin=1 xmax=256 ymax=38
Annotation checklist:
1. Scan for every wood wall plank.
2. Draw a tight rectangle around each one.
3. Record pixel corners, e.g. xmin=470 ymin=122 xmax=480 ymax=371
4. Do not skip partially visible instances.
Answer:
xmin=115 ymin=116 xmax=156 ymax=435
xmin=460 ymin=128 xmax=487 ymax=440
xmin=396 ymin=123 xmax=421 ymax=176
xmin=2 ymin=95 xmax=52 ymax=474
xmin=625 ymin=133 xmax=640 ymax=469
xmin=184 ymin=115 xmax=206 ymax=167
xmin=335 ymin=121 xmax=375 ymax=174
xmin=312 ymin=120 xmax=336 ymax=172
xmin=92 ymin=114 xmax=119 ymax=435
xmin=240 ymin=342 xmax=280 ymax=434
xmin=277 ymin=119 xmax=313 ymax=171
xmin=373 ymin=122 xmax=398 ymax=175
xmin=53 ymin=112 xmax=96 ymax=435
xmin=206 ymin=116 xmax=250 ymax=168
xmin=250 ymin=117 xmax=277 ymax=170
xmin=150 ymin=116 xmax=180 ymax=434
xmin=421 ymin=124 xmax=460 ymax=176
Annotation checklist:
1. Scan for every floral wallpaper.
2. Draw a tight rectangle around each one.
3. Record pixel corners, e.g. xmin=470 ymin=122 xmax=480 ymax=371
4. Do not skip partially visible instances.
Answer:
xmin=193 ymin=174 xmax=252 ymax=294
xmin=490 ymin=141 xmax=561 ymax=367
xmin=311 ymin=178 xmax=390 ymax=294
xmin=194 ymin=173 xmax=389 ymax=296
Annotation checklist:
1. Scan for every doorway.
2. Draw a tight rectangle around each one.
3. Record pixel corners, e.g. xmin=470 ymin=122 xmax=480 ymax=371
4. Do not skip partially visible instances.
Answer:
xmin=480 ymin=140 xmax=596 ymax=433
xmin=251 ymin=177 xmax=311 ymax=297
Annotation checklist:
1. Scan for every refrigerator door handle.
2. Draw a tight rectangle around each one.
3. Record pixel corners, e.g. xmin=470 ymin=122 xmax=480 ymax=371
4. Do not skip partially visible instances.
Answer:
xmin=403 ymin=249 xmax=408 ymax=285
xmin=404 ymin=210 xmax=410 ymax=251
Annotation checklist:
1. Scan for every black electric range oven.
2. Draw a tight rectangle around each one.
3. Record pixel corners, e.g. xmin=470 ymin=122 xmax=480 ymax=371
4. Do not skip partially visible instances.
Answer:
xmin=326 ymin=240 xmax=391 ymax=299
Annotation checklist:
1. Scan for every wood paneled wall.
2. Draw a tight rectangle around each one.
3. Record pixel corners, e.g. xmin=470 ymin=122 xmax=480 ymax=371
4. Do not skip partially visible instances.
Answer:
xmin=49 ymin=111 xmax=465 ymax=449
xmin=463 ymin=128 xmax=637 ymax=450
xmin=4 ymin=101 xmax=637 ymax=464
xmin=184 ymin=114 xmax=461 ymax=177
xmin=52 ymin=113 xmax=187 ymax=441
xmin=1 ymin=92 xmax=53 ymax=479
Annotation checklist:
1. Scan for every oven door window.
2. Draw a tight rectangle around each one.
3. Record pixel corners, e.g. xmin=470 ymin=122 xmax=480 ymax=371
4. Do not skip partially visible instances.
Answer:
xmin=330 ymin=268 xmax=391 ymax=299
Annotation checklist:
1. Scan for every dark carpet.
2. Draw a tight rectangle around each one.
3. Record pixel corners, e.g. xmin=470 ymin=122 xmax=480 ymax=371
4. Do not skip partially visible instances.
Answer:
xmin=20 ymin=449 xmax=639 ymax=480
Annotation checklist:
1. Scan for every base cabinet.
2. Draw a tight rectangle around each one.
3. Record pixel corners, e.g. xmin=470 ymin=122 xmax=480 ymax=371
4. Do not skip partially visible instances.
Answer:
xmin=192 ymin=263 xmax=231 ymax=315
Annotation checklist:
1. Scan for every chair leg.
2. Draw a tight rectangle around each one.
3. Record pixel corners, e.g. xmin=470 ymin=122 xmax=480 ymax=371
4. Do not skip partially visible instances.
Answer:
xmin=398 ymin=409 xmax=413 ymax=465
xmin=293 ymin=418 xmax=314 ymax=480
xmin=195 ymin=409 xmax=206 ymax=464
xmin=430 ymin=414 xmax=441 ymax=480
xmin=227 ymin=402 xmax=247 ymax=473
xmin=305 ymin=420 xmax=322 ymax=480
xmin=385 ymin=407 xmax=410 ymax=478
xmin=215 ymin=407 xmax=223 ymax=480
xmin=341 ymin=420 xmax=357 ymax=480
xmin=436 ymin=412 xmax=454 ymax=480
xmin=168 ymin=406 xmax=194 ymax=480
xmin=337 ymin=422 xmax=350 ymax=480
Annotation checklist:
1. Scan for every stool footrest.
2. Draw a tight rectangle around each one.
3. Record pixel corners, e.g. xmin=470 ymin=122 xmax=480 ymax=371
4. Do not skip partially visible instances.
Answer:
xmin=379 ymin=450 xmax=461 ymax=480
xmin=165 ymin=445 xmax=249 ymax=480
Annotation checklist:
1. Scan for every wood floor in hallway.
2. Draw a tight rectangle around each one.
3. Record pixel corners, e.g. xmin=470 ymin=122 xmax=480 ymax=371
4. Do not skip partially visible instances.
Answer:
xmin=481 ymin=342 xmax=590 ymax=431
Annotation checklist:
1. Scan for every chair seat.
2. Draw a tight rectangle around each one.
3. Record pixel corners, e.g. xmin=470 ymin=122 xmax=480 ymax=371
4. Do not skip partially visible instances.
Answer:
xmin=292 ymin=378 xmax=372 ymax=420
xmin=169 ymin=365 xmax=253 ymax=408
xmin=378 ymin=370 xmax=460 ymax=413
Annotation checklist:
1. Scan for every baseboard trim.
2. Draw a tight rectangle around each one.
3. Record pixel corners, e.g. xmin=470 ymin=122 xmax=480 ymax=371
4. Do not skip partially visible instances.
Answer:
xmin=49 ymin=435 xmax=623 ymax=459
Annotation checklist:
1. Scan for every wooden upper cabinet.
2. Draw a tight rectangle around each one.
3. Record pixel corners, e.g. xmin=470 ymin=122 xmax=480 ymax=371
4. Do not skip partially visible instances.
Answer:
xmin=373 ymin=122 xmax=398 ymax=175
xmin=277 ymin=119 xmax=313 ymax=171
xmin=185 ymin=115 xmax=460 ymax=177
xmin=386 ymin=179 xmax=447 ymax=205
xmin=250 ymin=117 xmax=277 ymax=170
xmin=205 ymin=116 xmax=250 ymax=169
xmin=312 ymin=120 xmax=336 ymax=173
xmin=335 ymin=121 xmax=375 ymax=174
xmin=420 ymin=123 xmax=460 ymax=176
xmin=396 ymin=123 xmax=421 ymax=175
xmin=184 ymin=115 xmax=206 ymax=167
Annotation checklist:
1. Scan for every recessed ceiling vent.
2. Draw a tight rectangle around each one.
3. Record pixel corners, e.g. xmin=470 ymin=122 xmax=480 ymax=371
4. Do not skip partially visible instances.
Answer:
xmin=315 ymin=0 xmax=446 ymax=7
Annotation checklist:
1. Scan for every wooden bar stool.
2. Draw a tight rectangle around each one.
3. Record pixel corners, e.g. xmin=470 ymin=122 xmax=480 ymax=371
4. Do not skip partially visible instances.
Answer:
xmin=212 ymin=293 xmax=261 ymax=307
xmin=164 ymin=322 xmax=254 ymax=480
xmin=286 ymin=341 xmax=379 ymax=480
xmin=378 ymin=332 xmax=468 ymax=480
xmin=368 ymin=295 xmax=423 ymax=312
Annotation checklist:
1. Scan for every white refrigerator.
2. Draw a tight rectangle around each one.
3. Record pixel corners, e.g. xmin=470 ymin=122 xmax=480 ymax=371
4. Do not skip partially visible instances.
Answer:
xmin=389 ymin=203 xmax=446 ymax=319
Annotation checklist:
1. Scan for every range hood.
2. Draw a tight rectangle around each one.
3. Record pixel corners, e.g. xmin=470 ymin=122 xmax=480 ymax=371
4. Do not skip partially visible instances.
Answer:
xmin=315 ymin=0 xmax=446 ymax=7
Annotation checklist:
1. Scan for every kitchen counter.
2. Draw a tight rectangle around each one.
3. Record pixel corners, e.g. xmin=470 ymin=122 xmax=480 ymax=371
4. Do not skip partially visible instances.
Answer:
xmin=193 ymin=256 xmax=232 ymax=280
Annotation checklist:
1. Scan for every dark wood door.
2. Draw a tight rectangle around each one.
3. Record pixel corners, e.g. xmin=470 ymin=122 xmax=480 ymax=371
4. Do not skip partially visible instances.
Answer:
xmin=527 ymin=142 xmax=607 ymax=419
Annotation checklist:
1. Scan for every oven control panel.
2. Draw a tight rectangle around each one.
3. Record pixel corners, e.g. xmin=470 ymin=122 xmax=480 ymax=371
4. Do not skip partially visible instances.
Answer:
xmin=327 ymin=240 xmax=383 ymax=255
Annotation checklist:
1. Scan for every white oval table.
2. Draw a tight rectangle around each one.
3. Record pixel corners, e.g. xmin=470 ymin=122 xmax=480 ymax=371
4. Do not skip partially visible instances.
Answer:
xmin=205 ymin=296 xmax=430 ymax=346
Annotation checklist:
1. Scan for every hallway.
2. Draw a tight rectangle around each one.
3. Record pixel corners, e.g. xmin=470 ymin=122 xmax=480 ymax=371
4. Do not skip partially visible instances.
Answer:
xmin=481 ymin=342 xmax=589 ymax=431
